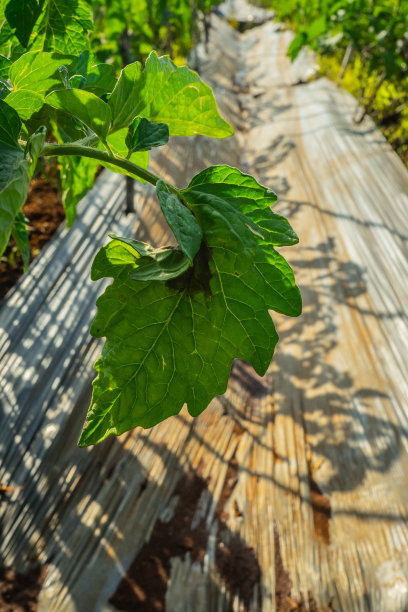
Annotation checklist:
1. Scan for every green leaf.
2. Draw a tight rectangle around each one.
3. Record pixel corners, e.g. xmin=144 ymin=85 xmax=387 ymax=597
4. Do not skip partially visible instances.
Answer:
xmin=287 ymin=32 xmax=307 ymax=61
xmin=183 ymin=166 xmax=301 ymax=317
xmin=0 ymin=54 xmax=11 ymax=79
xmin=69 ymin=49 xmax=92 ymax=77
xmin=0 ymin=98 xmax=21 ymax=147
xmin=0 ymin=125 xmax=45 ymax=256
xmin=0 ymin=82 xmax=10 ymax=100
xmin=183 ymin=165 xmax=299 ymax=247
xmin=156 ymin=180 xmax=202 ymax=263
xmin=91 ymin=235 xmax=191 ymax=283
xmin=98 ymin=129 xmax=149 ymax=181
xmin=9 ymin=51 xmax=71 ymax=95
xmin=306 ymin=16 xmax=327 ymax=41
xmin=84 ymin=63 xmax=116 ymax=96
xmin=79 ymin=166 xmax=301 ymax=446
xmin=45 ymin=88 xmax=111 ymax=141
xmin=125 ymin=117 xmax=169 ymax=153
xmin=0 ymin=4 xmax=15 ymax=56
xmin=60 ymin=155 xmax=99 ymax=226
xmin=108 ymin=51 xmax=233 ymax=138
xmin=5 ymin=0 xmax=40 ymax=47
xmin=5 ymin=89 xmax=44 ymax=120
xmin=68 ymin=61 xmax=116 ymax=96
xmin=129 ymin=248 xmax=191 ymax=282
xmin=11 ymin=210 xmax=30 ymax=270
xmin=107 ymin=61 xmax=142 ymax=131
xmin=0 ymin=144 xmax=23 ymax=192
xmin=29 ymin=0 xmax=92 ymax=55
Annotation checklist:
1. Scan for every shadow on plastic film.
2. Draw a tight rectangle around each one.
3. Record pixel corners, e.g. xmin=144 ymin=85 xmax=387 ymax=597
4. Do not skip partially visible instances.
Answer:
xmin=281 ymin=196 xmax=408 ymax=251
xmin=221 ymin=234 xmax=408 ymax=499
xmin=0 ymin=390 xmax=264 ymax=611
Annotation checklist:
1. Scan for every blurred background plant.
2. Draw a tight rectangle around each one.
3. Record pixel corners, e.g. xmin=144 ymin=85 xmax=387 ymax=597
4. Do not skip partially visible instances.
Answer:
xmin=256 ymin=0 xmax=408 ymax=165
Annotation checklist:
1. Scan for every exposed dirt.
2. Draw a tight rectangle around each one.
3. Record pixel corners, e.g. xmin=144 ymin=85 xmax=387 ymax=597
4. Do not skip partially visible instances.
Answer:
xmin=109 ymin=471 xmax=209 ymax=611
xmin=0 ymin=174 xmax=65 ymax=303
xmin=110 ymin=467 xmax=261 ymax=612
xmin=274 ymin=525 xmax=294 ymax=612
xmin=274 ymin=525 xmax=335 ymax=612
xmin=309 ymin=473 xmax=332 ymax=546
xmin=0 ymin=566 xmax=46 ymax=612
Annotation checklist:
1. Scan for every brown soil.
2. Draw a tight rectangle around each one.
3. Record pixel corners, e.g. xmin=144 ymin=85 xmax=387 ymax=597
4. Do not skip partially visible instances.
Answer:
xmin=110 ymin=468 xmax=261 ymax=612
xmin=0 ymin=174 xmax=65 ymax=303
xmin=274 ymin=526 xmax=335 ymax=612
xmin=309 ymin=474 xmax=332 ymax=546
xmin=0 ymin=566 xmax=46 ymax=612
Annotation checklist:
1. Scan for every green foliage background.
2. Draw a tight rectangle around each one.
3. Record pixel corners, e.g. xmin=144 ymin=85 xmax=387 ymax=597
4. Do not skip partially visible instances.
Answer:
xmin=258 ymin=0 xmax=408 ymax=165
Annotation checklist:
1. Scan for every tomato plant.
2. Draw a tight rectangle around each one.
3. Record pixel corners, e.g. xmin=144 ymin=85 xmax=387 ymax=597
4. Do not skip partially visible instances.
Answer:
xmin=0 ymin=0 xmax=301 ymax=445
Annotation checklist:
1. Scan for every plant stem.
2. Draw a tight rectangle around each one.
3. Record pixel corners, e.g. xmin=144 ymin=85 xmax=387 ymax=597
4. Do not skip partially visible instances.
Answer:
xmin=337 ymin=43 xmax=352 ymax=83
xmin=355 ymin=71 xmax=387 ymax=124
xmin=42 ymin=142 xmax=180 ymax=195
xmin=103 ymin=140 xmax=114 ymax=156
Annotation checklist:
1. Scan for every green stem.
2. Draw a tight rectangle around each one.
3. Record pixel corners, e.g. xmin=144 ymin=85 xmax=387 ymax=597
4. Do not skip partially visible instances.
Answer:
xmin=42 ymin=142 xmax=180 ymax=195
xmin=103 ymin=140 xmax=114 ymax=157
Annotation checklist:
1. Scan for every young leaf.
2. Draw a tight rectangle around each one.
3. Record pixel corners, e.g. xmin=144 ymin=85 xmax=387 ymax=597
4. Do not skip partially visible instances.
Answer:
xmin=45 ymin=88 xmax=111 ymax=141
xmin=5 ymin=0 xmax=40 ymax=47
xmin=108 ymin=51 xmax=234 ymax=138
xmin=0 ymin=124 xmax=46 ymax=256
xmin=98 ymin=129 xmax=149 ymax=181
xmin=78 ymin=167 xmax=301 ymax=446
xmin=11 ymin=210 xmax=30 ymax=270
xmin=92 ymin=236 xmax=191 ymax=282
xmin=156 ymin=180 xmax=202 ymax=263
xmin=125 ymin=117 xmax=169 ymax=153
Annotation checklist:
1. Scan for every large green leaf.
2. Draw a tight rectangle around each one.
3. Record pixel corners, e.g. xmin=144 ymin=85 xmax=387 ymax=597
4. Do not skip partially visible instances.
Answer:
xmin=0 ymin=124 xmax=45 ymax=255
xmin=7 ymin=52 xmax=73 ymax=121
xmin=182 ymin=166 xmax=301 ymax=318
xmin=183 ymin=165 xmax=299 ymax=248
xmin=0 ymin=98 xmax=21 ymax=147
xmin=9 ymin=51 xmax=70 ymax=95
xmin=5 ymin=89 xmax=44 ymax=120
xmin=78 ymin=166 xmax=301 ymax=446
xmin=108 ymin=51 xmax=233 ymax=137
xmin=82 ymin=63 xmax=116 ymax=96
xmin=29 ymin=0 xmax=92 ymax=55
xmin=45 ymin=88 xmax=111 ymax=141
xmin=5 ymin=0 xmax=40 ymax=47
